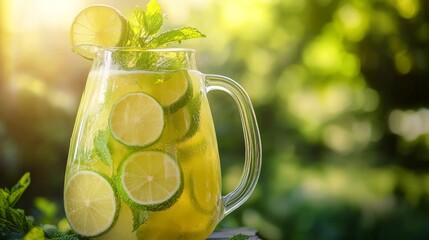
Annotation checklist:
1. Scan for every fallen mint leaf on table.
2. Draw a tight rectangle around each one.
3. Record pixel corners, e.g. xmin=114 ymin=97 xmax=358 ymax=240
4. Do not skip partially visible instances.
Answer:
xmin=229 ymin=233 xmax=250 ymax=240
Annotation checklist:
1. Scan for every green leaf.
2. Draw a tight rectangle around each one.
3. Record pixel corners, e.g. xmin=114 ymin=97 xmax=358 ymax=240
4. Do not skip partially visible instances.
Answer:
xmin=145 ymin=0 xmax=163 ymax=36
xmin=50 ymin=235 xmax=86 ymax=240
xmin=34 ymin=197 xmax=58 ymax=224
xmin=0 ymin=188 xmax=11 ymax=207
xmin=146 ymin=27 xmax=206 ymax=48
xmin=94 ymin=130 xmax=112 ymax=166
xmin=9 ymin=172 xmax=31 ymax=207
xmin=24 ymin=226 xmax=45 ymax=240
xmin=131 ymin=207 xmax=149 ymax=231
xmin=0 ymin=206 xmax=34 ymax=239
xmin=229 ymin=234 xmax=250 ymax=240
xmin=0 ymin=172 xmax=33 ymax=239
xmin=0 ymin=173 xmax=86 ymax=240
xmin=43 ymin=224 xmax=86 ymax=240
xmin=127 ymin=6 xmax=147 ymax=47
xmin=43 ymin=224 xmax=64 ymax=238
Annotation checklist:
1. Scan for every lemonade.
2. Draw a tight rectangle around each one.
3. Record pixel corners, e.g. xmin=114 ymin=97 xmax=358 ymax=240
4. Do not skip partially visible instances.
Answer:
xmin=64 ymin=69 xmax=222 ymax=239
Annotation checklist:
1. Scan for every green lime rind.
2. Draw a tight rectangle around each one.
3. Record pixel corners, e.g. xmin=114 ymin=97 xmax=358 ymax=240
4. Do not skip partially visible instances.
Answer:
xmin=70 ymin=5 xmax=128 ymax=60
xmin=64 ymin=170 xmax=120 ymax=237
xmin=163 ymin=95 xmax=201 ymax=143
xmin=188 ymin=172 xmax=218 ymax=215
xmin=178 ymin=95 xmax=201 ymax=141
xmin=115 ymin=150 xmax=184 ymax=211
xmin=109 ymin=92 xmax=165 ymax=148
xmin=136 ymin=70 xmax=193 ymax=113
xmin=164 ymin=73 xmax=193 ymax=113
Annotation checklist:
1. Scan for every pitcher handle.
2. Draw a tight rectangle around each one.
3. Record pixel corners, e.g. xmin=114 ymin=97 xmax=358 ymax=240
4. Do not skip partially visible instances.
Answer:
xmin=204 ymin=74 xmax=262 ymax=218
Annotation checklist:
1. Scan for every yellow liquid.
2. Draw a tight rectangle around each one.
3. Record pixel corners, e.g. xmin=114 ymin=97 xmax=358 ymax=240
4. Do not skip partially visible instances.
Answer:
xmin=65 ymin=70 xmax=222 ymax=239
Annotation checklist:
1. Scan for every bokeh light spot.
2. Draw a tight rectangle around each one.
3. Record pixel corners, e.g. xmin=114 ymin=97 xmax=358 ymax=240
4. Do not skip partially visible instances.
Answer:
xmin=336 ymin=3 xmax=369 ymax=41
xmin=394 ymin=50 xmax=412 ymax=74
xmin=395 ymin=0 xmax=420 ymax=19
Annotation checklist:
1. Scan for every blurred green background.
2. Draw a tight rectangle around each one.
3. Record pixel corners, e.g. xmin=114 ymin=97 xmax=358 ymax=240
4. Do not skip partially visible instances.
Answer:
xmin=1 ymin=0 xmax=429 ymax=239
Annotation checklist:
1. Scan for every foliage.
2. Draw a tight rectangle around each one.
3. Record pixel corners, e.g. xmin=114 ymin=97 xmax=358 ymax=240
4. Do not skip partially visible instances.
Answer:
xmin=0 ymin=0 xmax=429 ymax=240
xmin=0 ymin=173 xmax=84 ymax=240
xmin=125 ymin=0 xmax=205 ymax=48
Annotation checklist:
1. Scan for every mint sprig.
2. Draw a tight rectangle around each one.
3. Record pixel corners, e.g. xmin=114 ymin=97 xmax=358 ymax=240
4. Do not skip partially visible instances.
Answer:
xmin=125 ymin=0 xmax=205 ymax=48
xmin=146 ymin=27 xmax=206 ymax=47
xmin=0 ymin=172 xmax=33 ymax=239
xmin=0 ymin=173 xmax=85 ymax=240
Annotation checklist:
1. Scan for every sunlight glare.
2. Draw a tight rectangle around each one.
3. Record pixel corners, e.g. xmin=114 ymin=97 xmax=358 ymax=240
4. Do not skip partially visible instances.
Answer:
xmin=10 ymin=0 xmax=83 ymax=31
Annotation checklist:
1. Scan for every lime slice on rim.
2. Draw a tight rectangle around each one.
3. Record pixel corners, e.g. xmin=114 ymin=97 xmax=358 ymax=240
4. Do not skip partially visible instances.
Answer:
xmin=117 ymin=151 xmax=183 ymax=211
xmin=70 ymin=4 xmax=127 ymax=59
xmin=64 ymin=170 xmax=118 ymax=237
xmin=109 ymin=92 xmax=164 ymax=147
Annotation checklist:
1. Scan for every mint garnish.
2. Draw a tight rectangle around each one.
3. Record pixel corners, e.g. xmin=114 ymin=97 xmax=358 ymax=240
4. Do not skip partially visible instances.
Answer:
xmin=94 ymin=130 xmax=112 ymax=167
xmin=0 ymin=173 xmax=84 ymax=239
xmin=0 ymin=173 xmax=33 ymax=239
xmin=125 ymin=0 xmax=205 ymax=48
xmin=131 ymin=207 xmax=149 ymax=231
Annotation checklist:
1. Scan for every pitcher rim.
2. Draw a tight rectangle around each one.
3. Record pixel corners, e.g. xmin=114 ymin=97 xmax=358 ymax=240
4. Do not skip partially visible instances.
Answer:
xmin=71 ymin=44 xmax=196 ymax=53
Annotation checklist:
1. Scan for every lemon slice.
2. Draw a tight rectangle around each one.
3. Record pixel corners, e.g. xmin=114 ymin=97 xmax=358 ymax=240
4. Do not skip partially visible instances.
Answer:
xmin=64 ymin=170 xmax=118 ymax=237
xmin=70 ymin=4 xmax=127 ymax=59
xmin=117 ymin=151 xmax=183 ymax=211
xmin=109 ymin=92 xmax=164 ymax=147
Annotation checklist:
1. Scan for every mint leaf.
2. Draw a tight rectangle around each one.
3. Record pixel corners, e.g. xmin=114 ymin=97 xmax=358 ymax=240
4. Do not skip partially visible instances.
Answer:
xmin=0 ymin=201 xmax=34 ymax=239
xmin=94 ymin=130 xmax=112 ymax=167
xmin=34 ymin=197 xmax=57 ymax=224
xmin=9 ymin=172 xmax=31 ymax=207
xmin=131 ymin=207 xmax=148 ymax=231
xmin=0 ymin=188 xmax=11 ymax=207
xmin=0 ymin=173 xmax=34 ymax=239
xmin=124 ymin=0 xmax=205 ymax=49
xmin=43 ymin=225 xmax=64 ymax=238
xmin=147 ymin=27 xmax=206 ymax=48
xmin=229 ymin=234 xmax=250 ymax=240
xmin=145 ymin=0 xmax=163 ymax=36
xmin=23 ymin=226 xmax=45 ymax=240
xmin=127 ymin=6 xmax=147 ymax=47
xmin=43 ymin=224 xmax=85 ymax=240
xmin=0 ymin=173 xmax=86 ymax=240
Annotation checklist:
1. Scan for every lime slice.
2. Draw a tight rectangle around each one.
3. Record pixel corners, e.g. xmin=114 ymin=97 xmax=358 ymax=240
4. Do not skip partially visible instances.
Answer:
xmin=70 ymin=4 xmax=127 ymax=59
xmin=117 ymin=151 xmax=183 ymax=211
xmin=64 ymin=170 xmax=118 ymax=237
xmin=163 ymin=97 xmax=201 ymax=142
xmin=109 ymin=92 xmax=164 ymax=147
xmin=189 ymin=171 xmax=220 ymax=215
xmin=144 ymin=71 xmax=192 ymax=111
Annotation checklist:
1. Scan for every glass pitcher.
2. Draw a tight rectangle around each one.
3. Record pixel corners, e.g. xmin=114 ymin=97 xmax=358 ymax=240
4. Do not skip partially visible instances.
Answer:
xmin=63 ymin=47 xmax=262 ymax=240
